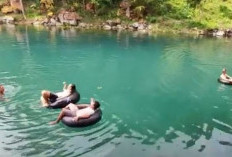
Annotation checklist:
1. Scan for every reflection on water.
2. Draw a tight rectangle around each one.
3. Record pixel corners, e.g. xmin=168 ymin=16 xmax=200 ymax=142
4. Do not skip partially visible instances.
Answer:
xmin=0 ymin=25 xmax=232 ymax=156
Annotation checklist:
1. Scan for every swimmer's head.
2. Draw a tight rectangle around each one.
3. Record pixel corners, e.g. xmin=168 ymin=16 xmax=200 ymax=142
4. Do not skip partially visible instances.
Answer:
xmin=222 ymin=68 xmax=227 ymax=74
xmin=0 ymin=85 xmax=4 ymax=95
xmin=67 ymin=84 xmax=76 ymax=93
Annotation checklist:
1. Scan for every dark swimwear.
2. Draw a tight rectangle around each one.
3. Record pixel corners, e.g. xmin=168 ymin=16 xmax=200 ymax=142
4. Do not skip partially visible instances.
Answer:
xmin=49 ymin=93 xmax=58 ymax=103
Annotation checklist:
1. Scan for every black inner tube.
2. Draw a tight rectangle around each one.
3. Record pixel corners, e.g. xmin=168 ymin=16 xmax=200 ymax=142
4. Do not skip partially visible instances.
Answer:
xmin=218 ymin=78 xmax=232 ymax=85
xmin=49 ymin=91 xmax=80 ymax=109
xmin=62 ymin=109 xmax=102 ymax=127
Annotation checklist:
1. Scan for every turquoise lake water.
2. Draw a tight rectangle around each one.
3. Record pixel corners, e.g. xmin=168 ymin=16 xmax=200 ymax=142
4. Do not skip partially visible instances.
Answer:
xmin=0 ymin=25 xmax=232 ymax=157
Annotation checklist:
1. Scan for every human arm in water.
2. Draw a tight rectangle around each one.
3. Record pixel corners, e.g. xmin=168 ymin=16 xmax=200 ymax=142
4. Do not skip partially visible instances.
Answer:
xmin=225 ymin=74 xmax=232 ymax=79
xmin=220 ymin=73 xmax=232 ymax=81
xmin=63 ymin=82 xmax=68 ymax=90
xmin=55 ymin=82 xmax=70 ymax=99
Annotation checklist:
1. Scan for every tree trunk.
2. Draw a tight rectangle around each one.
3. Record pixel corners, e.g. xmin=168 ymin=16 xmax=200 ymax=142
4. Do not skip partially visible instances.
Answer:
xmin=19 ymin=0 xmax=26 ymax=19
xmin=9 ymin=0 xmax=26 ymax=19
xmin=83 ymin=0 xmax=85 ymax=9
xmin=126 ymin=6 xmax=130 ymax=18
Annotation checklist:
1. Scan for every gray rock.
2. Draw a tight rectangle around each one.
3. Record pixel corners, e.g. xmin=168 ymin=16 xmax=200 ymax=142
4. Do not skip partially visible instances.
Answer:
xmin=33 ymin=21 xmax=41 ymax=26
xmin=2 ymin=16 xmax=14 ymax=24
xmin=117 ymin=24 xmax=123 ymax=30
xmin=79 ymin=22 xmax=87 ymax=28
xmin=112 ymin=26 xmax=117 ymax=30
xmin=214 ymin=30 xmax=224 ymax=36
xmin=132 ymin=22 xmax=139 ymax=28
xmin=103 ymin=25 xmax=111 ymax=30
xmin=68 ymin=20 xmax=77 ymax=26
xmin=106 ymin=19 xmax=120 ymax=27
xmin=138 ymin=24 xmax=145 ymax=30
xmin=50 ymin=18 xmax=57 ymax=26
xmin=58 ymin=10 xmax=81 ymax=26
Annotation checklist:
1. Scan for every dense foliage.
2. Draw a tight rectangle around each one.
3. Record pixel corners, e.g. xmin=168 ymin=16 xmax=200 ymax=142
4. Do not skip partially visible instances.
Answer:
xmin=1 ymin=0 xmax=232 ymax=29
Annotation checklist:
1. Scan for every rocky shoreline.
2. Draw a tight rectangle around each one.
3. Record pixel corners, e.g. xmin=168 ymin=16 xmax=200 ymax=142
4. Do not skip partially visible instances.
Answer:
xmin=0 ymin=14 xmax=151 ymax=32
xmin=1 ymin=13 xmax=232 ymax=38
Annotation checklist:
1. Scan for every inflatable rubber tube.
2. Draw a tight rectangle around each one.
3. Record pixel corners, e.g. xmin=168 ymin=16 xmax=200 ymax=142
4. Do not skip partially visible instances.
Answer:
xmin=218 ymin=78 xmax=232 ymax=85
xmin=62 ymin=109 xmax=102 ymax=127
xmin=49 ymin=91 xmax=80 ymax=109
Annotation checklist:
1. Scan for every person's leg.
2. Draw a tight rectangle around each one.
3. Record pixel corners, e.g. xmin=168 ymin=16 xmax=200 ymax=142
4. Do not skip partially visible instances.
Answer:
xmin=66 ymin=103 xmax=79 ymax=112
xmin=40 ymin=96 xmax=48 ymax=107
xmin=41 ymin=90 xmax=51 ymax=107
xmin=49 ymin=108 xmax=74 ymax=125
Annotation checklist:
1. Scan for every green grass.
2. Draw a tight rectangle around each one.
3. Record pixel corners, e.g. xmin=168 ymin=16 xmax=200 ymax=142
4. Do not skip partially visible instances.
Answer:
xmin=191 ymin=0 xmax=232 ymax=29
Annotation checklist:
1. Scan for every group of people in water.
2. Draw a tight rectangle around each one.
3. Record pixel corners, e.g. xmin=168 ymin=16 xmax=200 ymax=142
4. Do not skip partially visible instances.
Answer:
xmin=1 ymin=68 xmax=231 ymax=126
xmin=40 ymin=82 xmax=101 ymax=125
xmin=1 ymin=82 xmax=101 ymax=126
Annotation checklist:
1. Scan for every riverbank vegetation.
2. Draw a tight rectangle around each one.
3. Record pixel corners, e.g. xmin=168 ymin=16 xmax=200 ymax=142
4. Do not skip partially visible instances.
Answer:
xmin=1 ymin=0 xmax=232 ymax=32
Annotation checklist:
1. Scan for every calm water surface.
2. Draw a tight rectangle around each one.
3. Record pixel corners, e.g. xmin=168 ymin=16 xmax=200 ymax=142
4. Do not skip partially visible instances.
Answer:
xmin=0 ymin=25 xmax=232 ymax=157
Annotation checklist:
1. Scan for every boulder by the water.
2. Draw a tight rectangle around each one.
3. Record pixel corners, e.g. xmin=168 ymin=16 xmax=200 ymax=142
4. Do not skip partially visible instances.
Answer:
xmin=33 ymin=21 xmax=41 ymax=26
xmin=138 ymin=24 xmax=145 ymax=30
xmin=225 ymin=29 xmax=232 ymax=37
xmin=38 ymin=17 xmax=59 ymax=26
xmin=78 ymin=22 xmax=86 ymax=28
xmin=214 ymin=30 xmax=224 ymax=36
xmin=117 ymin=24 xmax=123 ymax=30
xmin=48 ymin=18 xmax=57 ymax=26
xmin=58 ymin=10 xmax=82 ymax=26
xmin=103 ymin=24 xmax=111 ymax=30
xmin=129 ymin=22 xmax=148 ymax=31
xmin=204 ymin=29 xmax=225 ymax=37
xmin=106 ymin=19 xmax=121 ymax=27
xmin=132 ymin=22 xmax=139 ymax=29
xmin=0 ymin=16 xmax=14 ymax=24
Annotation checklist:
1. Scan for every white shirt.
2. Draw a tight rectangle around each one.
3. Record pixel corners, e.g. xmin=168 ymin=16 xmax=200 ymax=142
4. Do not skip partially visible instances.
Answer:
xmin=56 ymin=90 xmax=70 ymax=98
xmin=220 ymin=74 xmax=232 ymax=83
xmin=76 ymin=107 xmax=95 ymax=118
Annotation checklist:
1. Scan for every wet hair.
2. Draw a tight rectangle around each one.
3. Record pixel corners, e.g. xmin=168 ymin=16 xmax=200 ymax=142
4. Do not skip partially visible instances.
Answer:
xmin=93 ymin=101 xmax=100 ymax=110
xmin=70 ymin=84 xmax=76 ymax=93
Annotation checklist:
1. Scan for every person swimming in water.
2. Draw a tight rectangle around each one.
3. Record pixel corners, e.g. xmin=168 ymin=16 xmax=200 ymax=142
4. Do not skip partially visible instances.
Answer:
xmin=0 ymin=85 xmax=5 ymax=101
xmin=0 ymin=85 xmax=4 ymax=96
xmin=40 ymin=82 xmax=76 ymax=107
xmin=49 ymin=98 xmax=100 ymax=125
xmin=220 ymin=68 xmax=232 ymax=83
